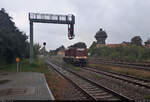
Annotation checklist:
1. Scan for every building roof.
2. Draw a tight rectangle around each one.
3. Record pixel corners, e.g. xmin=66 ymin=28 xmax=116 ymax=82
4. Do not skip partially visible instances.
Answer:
xmin=145 ymin=39 xmax=150 ymax=44
xmin=121 ymin=41 xmax=130 ymax=44
xmin=106 ymin=44 xmax=122 ymax=48
xmin=68 ymin=42 xmax=87 ymax=48
xmin=95 ymin=28 xmax=107 ymax=38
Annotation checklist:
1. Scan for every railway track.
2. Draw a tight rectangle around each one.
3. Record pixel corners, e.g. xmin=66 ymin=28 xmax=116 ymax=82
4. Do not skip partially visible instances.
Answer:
xmin=89 ymin=58 xmax=150 ymax=71
xmin=82 ymin=67 xmax=150 ymax=89
xmin=46 ymin=59 xmax=132 ymax=101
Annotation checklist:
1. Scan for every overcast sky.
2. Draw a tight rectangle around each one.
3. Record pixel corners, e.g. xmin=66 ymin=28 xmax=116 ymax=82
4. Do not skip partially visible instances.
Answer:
xmin=1 ymin=0 xmax=150 ymax=50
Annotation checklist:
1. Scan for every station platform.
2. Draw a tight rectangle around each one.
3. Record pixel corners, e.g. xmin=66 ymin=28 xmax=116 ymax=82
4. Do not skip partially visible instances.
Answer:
xmin=0 ymin=72 xmax=55 ymax=100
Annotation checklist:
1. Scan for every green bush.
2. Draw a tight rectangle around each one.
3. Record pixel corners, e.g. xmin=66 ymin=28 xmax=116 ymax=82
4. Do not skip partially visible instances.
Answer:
xmin=0 ymin=9 xmax=29 ymax=63
xmin=88 ymin=44 xmax=150 ymax=62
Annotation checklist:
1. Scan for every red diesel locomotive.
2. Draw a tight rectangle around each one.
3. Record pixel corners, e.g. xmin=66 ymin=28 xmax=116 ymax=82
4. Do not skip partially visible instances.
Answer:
xmin=63 ymin=42 xmax=88 ymax=66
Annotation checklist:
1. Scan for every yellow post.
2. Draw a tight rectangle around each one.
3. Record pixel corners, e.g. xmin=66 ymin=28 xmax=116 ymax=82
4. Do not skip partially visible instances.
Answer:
xmin=16 ymin=57 xmax=20 ymax=72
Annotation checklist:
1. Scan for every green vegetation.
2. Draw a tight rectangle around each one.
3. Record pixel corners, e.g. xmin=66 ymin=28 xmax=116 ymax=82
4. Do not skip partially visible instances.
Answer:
xmin=53 ymin=87 xmax=57 ymax=92
xmin=0 ymin=57 xmax=49 ymax=74
xmin=88 ymin=42 xmax=150 ymax=62
xmin=49 ymin=45 xmax=65 ymax=56
xmin=33 ymin=43 xmax=41 ymax=58
xmin=64 ymin=63 xmax=81 ymax=71
xmin=0 ymin=8 xmax=41 ymax=65
xmin=95 ymin=74 xmax=101 ymax=79
xmin=145 ymin=94 xmax=150 ymax=99
xmin=0 ymin=8 xmax=29 ymax=63
xmin=131 ymin=36 xmax=142 ymax=46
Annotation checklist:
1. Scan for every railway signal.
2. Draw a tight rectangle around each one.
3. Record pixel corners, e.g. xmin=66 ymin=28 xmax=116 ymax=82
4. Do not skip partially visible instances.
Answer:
xmin=43 ymin=42 xmax=46 ymax=56
xmin=43 ymin=42 xmax=46 ymax=46
xmin=29 ymin=13 xmax=75 ymax=63
xmin=68 ymin=24 xmax=74 ymax=40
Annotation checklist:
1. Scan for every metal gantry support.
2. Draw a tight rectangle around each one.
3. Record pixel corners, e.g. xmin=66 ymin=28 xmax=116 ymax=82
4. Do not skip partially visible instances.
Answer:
xmin=29 ymin=13 xmax=75 ymax=63
xmin=30 ymin=21 xmax=33 ymax=63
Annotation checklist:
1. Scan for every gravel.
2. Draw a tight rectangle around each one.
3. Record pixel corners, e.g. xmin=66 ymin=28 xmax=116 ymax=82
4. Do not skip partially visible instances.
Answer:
xmin=49 ymin=56 xmax=150 ymax=100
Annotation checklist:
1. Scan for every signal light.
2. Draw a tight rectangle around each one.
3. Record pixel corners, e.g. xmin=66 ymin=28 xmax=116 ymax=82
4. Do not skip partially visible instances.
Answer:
xmin=43 ymin=42 xmax=46 ymax=46
xmin=68 ymin=24 xmax=74 ymax=40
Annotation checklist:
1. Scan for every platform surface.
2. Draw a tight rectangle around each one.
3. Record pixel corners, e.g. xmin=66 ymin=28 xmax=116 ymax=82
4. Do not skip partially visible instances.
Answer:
xmin=0 ymin=72 xmax=54 ymax=100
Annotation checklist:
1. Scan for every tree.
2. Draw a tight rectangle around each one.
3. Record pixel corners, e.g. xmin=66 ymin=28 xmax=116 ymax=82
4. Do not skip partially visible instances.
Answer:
xmin=131 ymin=36 xmax=142 ymax=46
xmin=0 ymin=8 xmax=29 ymax=63
xmin=145 ymin=39 xmax=150 ymax=46
xmin=59 ymin=45 xmax=65 ymax=50
xmin=88 ymin=41 xmax=96 ymax=54
xmin=34 ymin=43 xmax=41 ymax=57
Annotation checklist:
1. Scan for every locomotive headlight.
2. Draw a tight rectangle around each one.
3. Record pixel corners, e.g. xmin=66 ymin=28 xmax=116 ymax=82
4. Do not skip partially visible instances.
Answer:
xmin=76 ymin=56 xmax=79 ymax=59
xmin=83 ymin=56 xmax=87 ymax=59
xmin=76 ymin=56 xmax=87 ymax=59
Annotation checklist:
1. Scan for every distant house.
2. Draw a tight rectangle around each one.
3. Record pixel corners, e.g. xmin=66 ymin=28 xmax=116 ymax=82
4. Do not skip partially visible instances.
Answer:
xmin=105 ymin=41 xmax=131 ymax=48
xmin=57 ymin=49 xmax=65 ymax=56
xmin=106 ymin=44 xmax=122 ymax=48
xmin=56 ymin=45 xmax=65 ymax=56
xmin=49 ymin=50 xmax=56 ymax=55
xmin=145 ymin=39 xmax=150 ymax=48
xmin=121 ymin=41 xmax=131 ymax=46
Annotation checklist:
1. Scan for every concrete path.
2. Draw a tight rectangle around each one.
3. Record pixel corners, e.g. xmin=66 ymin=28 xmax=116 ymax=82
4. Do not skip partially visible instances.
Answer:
xmin=0 ymin=72 xmax=54 ymax=100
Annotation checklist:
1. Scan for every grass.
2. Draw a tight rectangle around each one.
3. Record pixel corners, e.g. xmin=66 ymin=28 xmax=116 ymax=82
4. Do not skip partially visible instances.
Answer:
xmin=53 ymin=87 xmax=57 ymax=92
xmin=95 ymin=74 xmax=101 ymax=79
xmin=50 ymin=55 xmax=63 ymax=62
xmin=145 ymin=94 xmax=150 ymax=99
xmin=88 ymin=63 xmax=150 ymax=79
xmin=0 ymin=57 xmax=49 ymax=74
xmin=63 ymin=63 xmax=81 ymax=71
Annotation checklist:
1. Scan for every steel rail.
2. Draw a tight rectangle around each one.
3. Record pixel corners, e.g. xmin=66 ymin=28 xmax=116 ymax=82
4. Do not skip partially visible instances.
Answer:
xmin=86 ymin=66 xmax=150 ymax=82
xmin=83 ymin=67 xmax=150 ymax=89
xmin=47 ymin=59 xmax=132 ymax=101
xmin=90 ymin=59 xmax=150 ymax=71
xmin=46 ymin=61 xmax=96 ymax=100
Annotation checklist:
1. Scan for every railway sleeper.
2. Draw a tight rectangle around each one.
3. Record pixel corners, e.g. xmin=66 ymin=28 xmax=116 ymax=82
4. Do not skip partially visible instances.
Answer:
xmin=88 ymin=90 xmax=104 ymax=94
xmin=87 ymin=68 xmax=150 ymax=89
xmin=84 ymin=88 xmax=99 ymax=91
xmin=93 ymin=94 xmax=113 ymax=99
xmin=79 ymin=84 xmax=93 ymax=87
xmin=91 ymin=92 xmax=109 ymax=96
xmin=48 ymin=60 xmax=132 ymax=101
xmin=142 ymin=82 xmax=150 ymax=85
xmin=82 ymin=86 xmax=98 ymax=89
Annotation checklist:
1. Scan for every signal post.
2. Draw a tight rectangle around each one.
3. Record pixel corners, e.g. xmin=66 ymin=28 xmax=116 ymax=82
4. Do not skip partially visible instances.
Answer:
xmin=29 ymin=13 xmax=75 ymax=63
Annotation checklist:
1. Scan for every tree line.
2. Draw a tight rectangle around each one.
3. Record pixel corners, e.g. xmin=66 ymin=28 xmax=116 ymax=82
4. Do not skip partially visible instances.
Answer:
xmin=0 ymin=8 xmax=40 ymax=64
xmin=88 ymin=36 xmax=150 ymax=62
xmin=49 ymin=45 xmax=65 ymax=55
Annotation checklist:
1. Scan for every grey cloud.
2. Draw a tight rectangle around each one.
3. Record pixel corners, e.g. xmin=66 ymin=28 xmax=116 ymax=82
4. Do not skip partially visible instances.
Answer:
xmin=1 ymin=0 xmax=150 ymax=50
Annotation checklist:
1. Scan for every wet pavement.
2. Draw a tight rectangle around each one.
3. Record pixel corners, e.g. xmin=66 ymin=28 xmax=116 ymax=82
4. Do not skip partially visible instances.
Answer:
xmin=0 ymin=72 xmax=54 ymax=100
